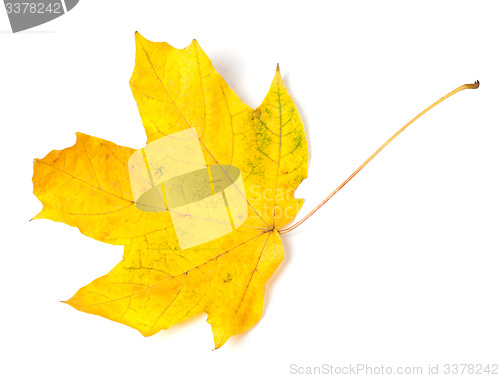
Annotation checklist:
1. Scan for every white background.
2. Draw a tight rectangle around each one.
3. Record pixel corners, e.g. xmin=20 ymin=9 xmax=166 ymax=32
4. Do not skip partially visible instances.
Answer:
xmin=1 ymin=1 xmax=499 ymax=377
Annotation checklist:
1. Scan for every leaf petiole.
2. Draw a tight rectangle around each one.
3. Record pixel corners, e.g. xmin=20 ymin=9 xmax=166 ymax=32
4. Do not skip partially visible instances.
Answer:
xmin=278 ymin=80 xmax=480 ymax=234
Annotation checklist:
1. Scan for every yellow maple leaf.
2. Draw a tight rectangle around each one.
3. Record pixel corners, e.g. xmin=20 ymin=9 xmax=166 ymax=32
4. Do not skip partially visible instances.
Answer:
xmin=33 ymin=32 xmax=479 ymax=350
xmin=32 ymin=32 xmax=308 ymax=349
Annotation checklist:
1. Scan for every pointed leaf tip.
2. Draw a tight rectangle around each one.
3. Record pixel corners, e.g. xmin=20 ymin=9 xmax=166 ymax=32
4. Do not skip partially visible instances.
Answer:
xmin=134 ymin=31 xmax=148 ymax=44
xmin=30 ymin=212 xmax=44 ymax=221
xmin=276 ymin=63 xmax=280 ymax=71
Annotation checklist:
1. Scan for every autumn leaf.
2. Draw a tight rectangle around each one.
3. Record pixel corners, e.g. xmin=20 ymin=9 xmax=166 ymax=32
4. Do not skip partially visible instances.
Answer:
xmin=32 ymin=32 xmax=308 ymax=349
xmin=32 ymin=32 xmax=479 ymax=350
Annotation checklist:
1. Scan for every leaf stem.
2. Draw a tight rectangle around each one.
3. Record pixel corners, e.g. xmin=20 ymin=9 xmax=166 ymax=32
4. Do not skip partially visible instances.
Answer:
xmin=278 ymin=80 xmax=480 ymax=235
